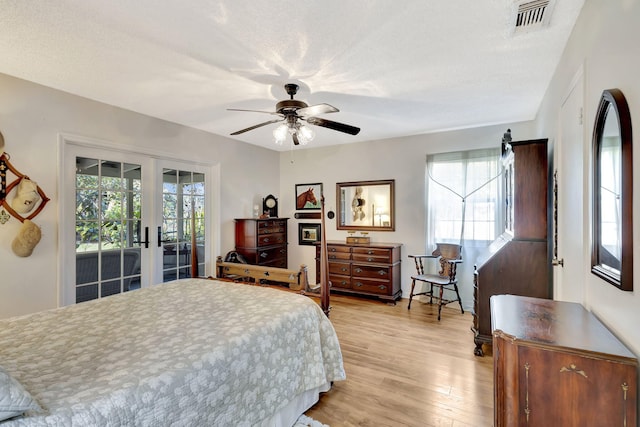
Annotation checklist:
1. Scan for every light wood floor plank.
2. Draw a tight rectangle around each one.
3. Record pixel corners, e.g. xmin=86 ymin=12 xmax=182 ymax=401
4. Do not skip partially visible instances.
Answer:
xmin=305 ymin=294 xmax=494 ymax=426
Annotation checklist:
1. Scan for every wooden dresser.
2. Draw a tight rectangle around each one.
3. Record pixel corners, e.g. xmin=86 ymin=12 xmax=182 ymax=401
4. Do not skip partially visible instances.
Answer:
xmin=234 ymin=218 xmax=288 ymax=268
xmin=315 ymin=241 xmax=402 ymax=301
xmin=492 ymin=295 xmax=637 ymax=427
xmin=473 ymin=138 xmax=552 ymax=356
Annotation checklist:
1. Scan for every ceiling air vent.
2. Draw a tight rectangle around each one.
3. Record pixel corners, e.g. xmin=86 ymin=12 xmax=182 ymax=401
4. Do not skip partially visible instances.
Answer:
xmin=511 ymin=0 xmax=555 ymax=34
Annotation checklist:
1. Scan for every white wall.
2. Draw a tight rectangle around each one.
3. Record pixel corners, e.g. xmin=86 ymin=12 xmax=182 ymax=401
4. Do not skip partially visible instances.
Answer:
xmin=534 ymin=0 xmax=640 ymax=354
xmin=279 ymin=121 xmax=537 ymax=310
xmin=0 ymin=73 xmax=280 ymax=319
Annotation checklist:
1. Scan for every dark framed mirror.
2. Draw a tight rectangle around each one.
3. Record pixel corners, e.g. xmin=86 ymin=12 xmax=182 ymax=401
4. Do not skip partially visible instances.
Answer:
xmin=591 ymin=89 xmax=633 ymax=290
xmin=336 ymin=179 xmax=395 ymax=231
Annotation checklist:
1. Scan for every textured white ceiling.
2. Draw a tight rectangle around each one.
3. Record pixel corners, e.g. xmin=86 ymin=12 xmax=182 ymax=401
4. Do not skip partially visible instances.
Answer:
xmin=0 ymin=0 xmax=584 ymax=151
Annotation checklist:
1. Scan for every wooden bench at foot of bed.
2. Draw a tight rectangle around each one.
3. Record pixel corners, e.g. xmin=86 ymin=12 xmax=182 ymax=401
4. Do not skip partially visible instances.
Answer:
xmin=215 ymin=256 xmax=310 ymax=291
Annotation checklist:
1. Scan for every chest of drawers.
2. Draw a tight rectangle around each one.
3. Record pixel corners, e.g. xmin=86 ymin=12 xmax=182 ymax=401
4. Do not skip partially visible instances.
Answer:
xmin=234 ymin=218 xmax=288 ymax=268
xmin=492 ymin=295 xmax=637 ymax=426
xmin=316 ymin=241 xmax=402 ymax=301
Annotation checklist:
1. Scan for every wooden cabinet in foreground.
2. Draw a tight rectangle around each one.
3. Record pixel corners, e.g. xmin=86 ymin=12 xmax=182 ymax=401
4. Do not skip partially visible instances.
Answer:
xmin=492 ymin=295 xmax=637 ymax=427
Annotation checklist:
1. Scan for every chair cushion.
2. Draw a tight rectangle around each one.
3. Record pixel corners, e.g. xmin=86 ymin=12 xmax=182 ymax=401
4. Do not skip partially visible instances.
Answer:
xmin=411 ymin=274 xmax=455 ymax=285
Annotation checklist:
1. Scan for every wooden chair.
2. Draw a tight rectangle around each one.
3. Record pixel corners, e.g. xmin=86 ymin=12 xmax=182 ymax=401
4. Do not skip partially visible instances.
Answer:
xmin=408 ymin=243 xmax=464 ymax=320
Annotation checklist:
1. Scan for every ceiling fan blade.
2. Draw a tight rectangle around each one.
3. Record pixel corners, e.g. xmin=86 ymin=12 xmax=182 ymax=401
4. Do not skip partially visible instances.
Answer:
xmin=230 ymin=119 xmax=283 ymax=135
xmin=306 ymin=117 xmax=360 ymax=135
xmin=227 ymin=108 xmax=280 ymax=115
xmin=292 ymin=132 xmax=300 ymax=145
xmin=296 ymin=103 xmax=339 ymax=118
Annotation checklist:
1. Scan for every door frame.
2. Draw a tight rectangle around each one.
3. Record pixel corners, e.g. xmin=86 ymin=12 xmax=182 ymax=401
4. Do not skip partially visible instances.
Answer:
xmin=58 ymin=133 xmax=220 ymax=307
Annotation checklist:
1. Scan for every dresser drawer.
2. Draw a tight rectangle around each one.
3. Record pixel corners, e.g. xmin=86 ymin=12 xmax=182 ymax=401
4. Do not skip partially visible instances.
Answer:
xmin=352 ymin=278 xmax=390 ymax=295
xmin=329 ymin=274 xmax=351 ymax=289
xmin=352 ymin=247 xmax=391 ymax=263
xmin=258 ymin=245 xmax=287 ymax=264
xmin=327 ymin=245 xmax=351 ymax=253
xmin=257 ymin=233 xmax=286 ymax=246
xmin=328 ymin=261 xmax=351 ymax=276
xmin=352 ymin=253 xmax=390 ymax=263
xmin=257 ymin=220 xmax=287 ymax=234
xmin=328 ymin=251 xmax=351 ymax=261
xmin=352 ymin=263 xmax=391 ymax=280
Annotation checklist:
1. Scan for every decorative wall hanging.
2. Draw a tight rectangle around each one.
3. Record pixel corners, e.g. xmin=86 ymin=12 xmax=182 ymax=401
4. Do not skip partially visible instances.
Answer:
xmin=0 ymin=153 xmax=50 ymax=223
xmin=295 ymin=183 xmax=322 ymax=210
xmin=0 ymin=130 xmax=50 ymax=257
xmin=298 ymin=223 xmax=321 ymax=245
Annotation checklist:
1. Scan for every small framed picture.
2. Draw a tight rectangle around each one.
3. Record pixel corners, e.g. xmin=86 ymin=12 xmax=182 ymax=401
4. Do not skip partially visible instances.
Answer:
xmin=298 ymin=223 xmax=321 ymax=245
xmin=295 ymin=183 xmax=322 ymax=210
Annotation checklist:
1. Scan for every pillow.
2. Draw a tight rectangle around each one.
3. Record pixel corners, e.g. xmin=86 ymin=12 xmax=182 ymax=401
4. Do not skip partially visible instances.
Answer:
xmin=0 ymin=366 xmax=41 ymax=421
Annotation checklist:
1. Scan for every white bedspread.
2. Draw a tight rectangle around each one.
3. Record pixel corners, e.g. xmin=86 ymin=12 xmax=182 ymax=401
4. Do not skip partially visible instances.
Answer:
xmin=0 ymin=279 xmax=345 ymax=426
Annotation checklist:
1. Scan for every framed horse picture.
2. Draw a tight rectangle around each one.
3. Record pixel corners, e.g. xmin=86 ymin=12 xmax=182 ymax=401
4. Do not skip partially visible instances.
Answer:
xmin=295 ymin=183 xmax=322 ymax=210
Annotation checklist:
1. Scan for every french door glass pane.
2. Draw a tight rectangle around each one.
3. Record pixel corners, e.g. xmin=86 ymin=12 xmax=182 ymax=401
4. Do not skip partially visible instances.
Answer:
xmin=75 ymin=157 xmax=142 ymax=303
xmin=162 ymin=168 xmax=205 ymax=281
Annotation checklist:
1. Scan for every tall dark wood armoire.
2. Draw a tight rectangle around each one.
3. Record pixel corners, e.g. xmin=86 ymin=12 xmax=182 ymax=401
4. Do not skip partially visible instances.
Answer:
xmin=472 ymin=138 xmax=553 ymax=356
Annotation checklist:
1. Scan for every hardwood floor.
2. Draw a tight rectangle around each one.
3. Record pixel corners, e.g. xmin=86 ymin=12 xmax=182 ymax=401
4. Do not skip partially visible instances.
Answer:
xmin=305 ymin=294 xmax=494 ymax=427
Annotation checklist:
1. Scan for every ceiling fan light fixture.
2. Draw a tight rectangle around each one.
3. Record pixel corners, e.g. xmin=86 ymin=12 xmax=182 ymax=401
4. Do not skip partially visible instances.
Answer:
xmin=273 ymin=124 xmax=288 ymax=145
xmin=297 ymin=125 xmax=315 ymax=145
xmin=231 ymin=83 xmax=359 ymax=146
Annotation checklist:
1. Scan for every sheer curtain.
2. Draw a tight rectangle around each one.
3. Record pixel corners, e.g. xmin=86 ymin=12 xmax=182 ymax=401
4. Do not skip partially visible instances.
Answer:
xmin=425 ymin=148 xmax=502 ymax=310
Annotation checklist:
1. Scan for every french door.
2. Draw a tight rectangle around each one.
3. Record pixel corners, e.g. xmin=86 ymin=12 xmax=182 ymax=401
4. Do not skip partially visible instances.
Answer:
xmin=60 ymin=138 xmax=211 ymax=306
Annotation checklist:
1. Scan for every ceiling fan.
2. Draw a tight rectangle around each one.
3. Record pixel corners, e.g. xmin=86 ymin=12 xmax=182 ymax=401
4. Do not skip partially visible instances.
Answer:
xmin=228 ymin=83 xmax=360 ymax=145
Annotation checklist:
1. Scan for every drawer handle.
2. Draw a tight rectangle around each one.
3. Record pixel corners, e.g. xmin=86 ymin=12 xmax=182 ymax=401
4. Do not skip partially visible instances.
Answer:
xmin=354 ymin=282 xmax=363 ymax=287
xmin=377 ymin=270 xmax=387 ymax=276
xmin=341 ymin=267 xmax=348 ymax=272
xmin=259 ymin=252 xmax=268 ymax=258
xmin=263 ymin=237 xmax=270 ymax=243
xmin=329 ymin=248 xmax=337 ymax=252
xmin=559 ymin=364 xmax=588 ymax=379
xmin=367 ymin=257 xmax=374 ymax=262
xmin=367 ymin=250 xmax=374 ymax=254
xmin=354 ymin=268 xmax=362 ymax=274
xmin=280 ymin=249 xmax=287 ymax=254
xmin=329 ymin=255 xmax=337 ymax=259
xmin=378 ymin=285 xmax=386 ymax=290
xmin=340 ymin=281 xmax=348 ymax=286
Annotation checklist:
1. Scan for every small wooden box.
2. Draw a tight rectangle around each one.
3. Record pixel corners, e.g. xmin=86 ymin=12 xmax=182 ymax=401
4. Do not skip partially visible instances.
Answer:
xmin=346 ymin=236 xmax=370 ymax=245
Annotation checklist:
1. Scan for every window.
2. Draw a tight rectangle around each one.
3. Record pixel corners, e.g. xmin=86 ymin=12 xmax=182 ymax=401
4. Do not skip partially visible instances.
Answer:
xmin=427 ymin=148 xmax=501 ymax=246
xmin=75 ymin=158 xmax=143 ymax=302
xmin=160 ymin=168 xmax=206 ymax=282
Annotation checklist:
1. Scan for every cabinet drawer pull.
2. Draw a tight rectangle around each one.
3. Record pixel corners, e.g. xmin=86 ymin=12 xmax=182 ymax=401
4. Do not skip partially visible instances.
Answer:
xmin=354 ymin=282 xmax=363 ymax=287
xmin=329 ymin=248 xmax=337 ymax=252
xmin=259 ymin=252 xmax=268 ymax=258
xmin=377 ymin=270 xmax=387 ymax=276
xmin=263 ymin=237 xmax=270 ymax=243
xmin=354 ymin=268 xmax=362 ymax=274
xmin=367 ymin=250 xmax=374 ymax=254
xmin=341 ymin=267 xmax=348 ymax=272
xmin=378 ymin=285 xmax=387 ymax=290
xmin=367 ymin=257 xmax=374 ymax=262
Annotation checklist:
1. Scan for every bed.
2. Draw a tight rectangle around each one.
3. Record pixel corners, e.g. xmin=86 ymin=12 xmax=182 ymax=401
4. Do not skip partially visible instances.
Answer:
xmin=0 ymin=278 xmax=345 ymax=426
